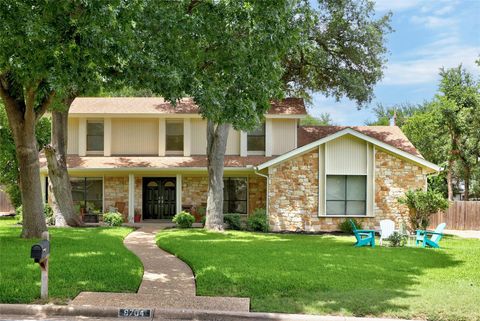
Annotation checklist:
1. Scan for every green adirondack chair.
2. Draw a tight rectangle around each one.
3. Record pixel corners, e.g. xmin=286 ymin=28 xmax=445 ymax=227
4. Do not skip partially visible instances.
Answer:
xmin=416 ymin=223 xmax=446 ymax=248
xmin=349 ymin=219 xmax=375 ymax=247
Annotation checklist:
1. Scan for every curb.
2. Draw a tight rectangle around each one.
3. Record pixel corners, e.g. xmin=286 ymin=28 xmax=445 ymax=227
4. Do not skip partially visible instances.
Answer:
xmin=0 ymin=304 xmax=420 ymax=321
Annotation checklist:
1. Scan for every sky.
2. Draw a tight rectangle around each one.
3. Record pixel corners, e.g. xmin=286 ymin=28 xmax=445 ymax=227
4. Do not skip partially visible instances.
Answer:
xmin=309 ymin=0 xmax=480 ymax=125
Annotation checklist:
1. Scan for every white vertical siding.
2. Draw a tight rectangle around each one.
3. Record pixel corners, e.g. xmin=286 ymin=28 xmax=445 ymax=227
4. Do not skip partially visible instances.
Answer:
xmin=226 ymin=127 xmax=240 ymax=155
xmin=184 ymin=119 xmax=191 ymax=156
xmin=191 ymin=119 xmax=207 ymax=155
xmin=272 ymin=119 xmax=297 ymax=155
xmin=366 ymin=143 xmax=375 ymax=215
xmin=325 ymin=135 xmax=367 ymax=175
xmin=111 ymin=118 xmax=158 ymax=155
xmin=67 ymin=118 xmax=79 ymax=155
xmin=78 ymin=118 xmax=86 ymax=156
xmin=265 ymin=119 xmax=273 ymax=157
xmin=318 ymin=145 xmax=325 ymax=215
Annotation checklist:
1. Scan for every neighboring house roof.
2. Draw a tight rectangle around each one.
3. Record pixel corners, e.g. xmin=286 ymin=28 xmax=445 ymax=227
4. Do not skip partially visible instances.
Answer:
xmin=38 ymin=155 xmax=273 ymax=172
xmin=298 ymin=125 xmax=422 ymax=158
xmin=69 ymin=97 xmax=307 ymax=116
xmin=258 ymin=127 xmax=440 ymax=172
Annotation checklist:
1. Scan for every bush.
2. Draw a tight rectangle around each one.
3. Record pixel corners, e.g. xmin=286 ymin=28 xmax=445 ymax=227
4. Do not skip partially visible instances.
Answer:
xmin=247 ymin=208 xmax=269 ymax=232
xmin=15 ymin=205 xmax=23 ymax=224
xmin=387 ymin=231 xmax=407 ymax=247
xmin=338 ymin=219 xmax=362 ymax=234
xmin=172 ymin=211 xmax=195 ymax=228
xmin=44 ymin=203 xmax=54 ymax=226
xmin=200 ymin=215 xmax=206 ymax=227
xmin=15 ymin=203 xmax=54 ymax=225
xmin=103 ymin=212 xmax=124 ymax=227
xmin=398 ymin=189 xmax=449 ymax=230
xmin=224 ymin=213 xmax=242 ymax=230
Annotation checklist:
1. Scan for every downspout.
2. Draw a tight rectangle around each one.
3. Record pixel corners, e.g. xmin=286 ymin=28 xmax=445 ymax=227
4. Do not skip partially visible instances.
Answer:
xmin=254 ymin=167 xmax=269 ymax=218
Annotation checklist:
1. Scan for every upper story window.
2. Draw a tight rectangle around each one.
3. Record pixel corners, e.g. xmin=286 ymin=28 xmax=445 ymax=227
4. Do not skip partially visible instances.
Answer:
xmin=247 ymin=123 xmax=265 ymax=152
xmin=166 ymin=120 xmax=183 ymax=153
xmin=87 ymin=120 xmax=104 ymax=152
xmin=326 ymin=175 xmax=366 ymax=216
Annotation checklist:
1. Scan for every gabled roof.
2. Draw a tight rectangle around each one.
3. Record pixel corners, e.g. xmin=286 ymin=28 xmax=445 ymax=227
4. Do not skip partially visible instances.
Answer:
xmin=298 ymin=126 xmax=422 ymax=157
xmin=257 ymin=127 xmax=440 ymax=172
xmin=69 ymin=97 xmax=307 ymax=116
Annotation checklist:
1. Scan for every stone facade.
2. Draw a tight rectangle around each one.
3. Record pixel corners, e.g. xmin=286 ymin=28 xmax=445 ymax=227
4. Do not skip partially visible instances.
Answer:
xmin=268 ymin=149 xmax=319 ymax=231
xmin=268 ymin=148 xmax=428 ymax=232
xmin=104 ymin=176 xmax=142 ymax=217
xmin=248 ymin=176 xmax=266 ymax=214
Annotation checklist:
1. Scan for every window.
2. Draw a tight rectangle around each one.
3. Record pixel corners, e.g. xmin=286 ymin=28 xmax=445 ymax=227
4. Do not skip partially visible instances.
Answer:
xmin=223 ymin=177 xmax=247 ymax=214
xmin=71 ymin=177 xmax=103 ymax=214
xmin=326 ymin=175 xmax=366 ymax=215
xmin=87 ymin=121 xmax=104 ymax=151
xmin=247 ymin=124 xmax=265 ymax=152
xmin=166 ymin=120 xmax=183 ymax=152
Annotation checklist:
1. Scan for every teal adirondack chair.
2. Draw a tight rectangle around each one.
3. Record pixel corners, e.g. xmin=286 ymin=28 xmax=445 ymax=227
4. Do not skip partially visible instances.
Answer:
xmin=416 ymin=223 xmax=446 ymax=248
xmin=349 ymin=219 xmax=375 ymax=247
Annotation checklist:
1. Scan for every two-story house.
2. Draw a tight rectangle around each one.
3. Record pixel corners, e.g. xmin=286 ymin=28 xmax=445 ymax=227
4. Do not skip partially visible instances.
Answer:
xmin=39 ymin=97 xmax=440 ymax=231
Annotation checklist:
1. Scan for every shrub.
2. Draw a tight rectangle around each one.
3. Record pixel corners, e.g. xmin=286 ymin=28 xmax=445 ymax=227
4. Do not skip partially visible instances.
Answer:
xmin=103 ymin=212 xmax=124 ymax=227
xmin=15 ymin=205 xmax=23 ymax=224
xmin=387 ymin=231 xmax=407 ymax=247
xmin=224 ymin=213 xmax=242 ymax=230
xmin=338 ymin=219 xmax=362 ymax=234
xmin=200 ymin=215 xmax=206 ymax=227
xmin=398 ymin=189 xmax=449 ymax=230
xmin=44 ymin=203 xmax=55 ymax=226
xmin=247 ymin=208 xmax=269 ymax=232
xmin=172 ymin=211 xmax=195 ymax=228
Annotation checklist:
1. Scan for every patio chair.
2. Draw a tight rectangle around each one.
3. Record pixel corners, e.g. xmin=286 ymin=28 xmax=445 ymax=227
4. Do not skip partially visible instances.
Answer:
xmin=349 ymin=219 xmax=375 ymax=247
xmin=416 ymin=223 xmax=446 ymax=248
xmin=379 ymin=219 xmax=395 ymax=246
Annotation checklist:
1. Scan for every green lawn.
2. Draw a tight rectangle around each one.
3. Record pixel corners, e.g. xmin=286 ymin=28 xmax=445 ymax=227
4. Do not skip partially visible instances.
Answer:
xmin=157 ymin=229 xmax=480 ymax=321
xmin=0 ymin=217 xmax=143 ymax=304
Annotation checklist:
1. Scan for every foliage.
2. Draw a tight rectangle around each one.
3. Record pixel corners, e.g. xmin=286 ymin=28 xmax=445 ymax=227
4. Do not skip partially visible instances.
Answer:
xmin=366 ymin=103 xmax=424 ymax=127
xmin=338 ymin=219 xmax=362 ymax=234
xmin=223 ymin=213 xmax=242 ymax=230
xmin=103 ymin=212 xmax=124 ymax=227
xmin=398 ymin=189 xmax=449 ymax=230
xmin=44 ymin=204 xmax=54 ymax=226
xmin=14 ymin=205 xmax=23 ymax=224
xmin=0 ymin=218 xmax=142 ymax=303
xmin=200 ymin=215 xmax=206 ymax=227
xmin=387 ymin=232 xmax=407 ymax=247
xmin=300 ymin=113 xmax=334 ymax=126
xmin=246 ymin=208 xmax=269 ymax=232
xmin=172 ymin=211 xmax=195 ymax=229
xmin=0 ymin=105 xmax=51 ymax=208
xmin=157 ymin=229 xmax=480 ymax=321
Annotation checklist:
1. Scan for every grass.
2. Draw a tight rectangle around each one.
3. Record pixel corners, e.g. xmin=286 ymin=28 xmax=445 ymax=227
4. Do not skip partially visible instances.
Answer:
xmin=0 ymin=217 xmax=143 ymax=304
xmin=157 ymin=229 xmax=480 ymax=321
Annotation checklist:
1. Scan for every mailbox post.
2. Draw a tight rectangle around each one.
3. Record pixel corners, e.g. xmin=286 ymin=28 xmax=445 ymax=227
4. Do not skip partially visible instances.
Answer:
xmin=30 ymin=231 xmax=50 ymax=299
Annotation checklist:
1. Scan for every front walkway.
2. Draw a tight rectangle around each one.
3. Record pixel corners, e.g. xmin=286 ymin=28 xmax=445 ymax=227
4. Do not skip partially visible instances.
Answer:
xmin=70 ymin=225 xmax=250 ymax=312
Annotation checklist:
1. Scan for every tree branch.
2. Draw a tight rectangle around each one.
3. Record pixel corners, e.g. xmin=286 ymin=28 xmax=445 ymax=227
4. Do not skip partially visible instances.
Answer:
xmin=187 ymin=0 xmax=202 ymax=14
xmin=35 ymin=90 xmax=56 ymax=121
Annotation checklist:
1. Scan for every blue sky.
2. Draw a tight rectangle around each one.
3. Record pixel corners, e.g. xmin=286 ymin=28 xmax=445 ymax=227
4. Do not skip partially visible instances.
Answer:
xmin=309 ymin=0 xmax=480 ymax=125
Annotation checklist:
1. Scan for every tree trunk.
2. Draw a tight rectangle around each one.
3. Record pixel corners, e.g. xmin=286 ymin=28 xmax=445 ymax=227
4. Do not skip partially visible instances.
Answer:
xmin=447 ymin=159 xmax=454 ymax=201
xmin=45 ymin=110 xmax=82 ymax=226
xmin=463 ymin=166 xmax=470 ymax=201
xmin=205 ymin=120 xmax=230 ymax=231
xmin=10 ymin=116 xmax=47 ymax=238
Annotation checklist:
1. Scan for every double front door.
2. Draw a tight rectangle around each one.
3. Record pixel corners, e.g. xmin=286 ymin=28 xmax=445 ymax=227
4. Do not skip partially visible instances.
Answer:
xmin=143 ymin=177 xmax=176 ymax=220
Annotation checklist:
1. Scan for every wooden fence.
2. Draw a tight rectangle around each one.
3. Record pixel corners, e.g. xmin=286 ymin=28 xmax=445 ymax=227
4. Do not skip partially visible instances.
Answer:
xmin=0 ymin=186 xmax=15 ymax=214
xmin=429 ymin=201 xmax=480 ymax=230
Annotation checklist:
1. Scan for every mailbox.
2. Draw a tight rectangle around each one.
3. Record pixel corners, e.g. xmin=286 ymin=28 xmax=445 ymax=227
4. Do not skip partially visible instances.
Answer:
xmin=31 ymin=239 xmax=50 ymax=263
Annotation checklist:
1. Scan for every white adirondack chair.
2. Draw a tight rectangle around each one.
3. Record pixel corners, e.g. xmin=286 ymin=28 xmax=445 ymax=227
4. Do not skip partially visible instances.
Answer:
xmin=379 ymin=219 xmax=395 ymax=245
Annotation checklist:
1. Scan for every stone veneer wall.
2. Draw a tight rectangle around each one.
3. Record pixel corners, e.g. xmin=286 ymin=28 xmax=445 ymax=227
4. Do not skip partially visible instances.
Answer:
xmin=268 ymin=149 xmax=319 ymax=231
xmin=181 ymin=175 xmax=266 ymax=214
xmin=104 ymin=176 xmax=142 ymax=217
xmin=267 ymin=148 xmax=428 ymax=232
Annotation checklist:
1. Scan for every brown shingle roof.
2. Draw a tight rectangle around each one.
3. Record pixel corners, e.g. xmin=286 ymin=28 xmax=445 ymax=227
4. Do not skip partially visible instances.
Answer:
xmin=39 ymin=155 xmax=273 ymax=170
xmin=69 ymin=97 xmax=306 ymax=116
xmin=298 ymin=126 xmax=423 ymax=158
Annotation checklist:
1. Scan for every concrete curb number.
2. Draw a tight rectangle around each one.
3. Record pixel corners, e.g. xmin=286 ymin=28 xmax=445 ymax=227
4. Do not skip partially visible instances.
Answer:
xmin=118 ymin=308 xmax=153 ymax=318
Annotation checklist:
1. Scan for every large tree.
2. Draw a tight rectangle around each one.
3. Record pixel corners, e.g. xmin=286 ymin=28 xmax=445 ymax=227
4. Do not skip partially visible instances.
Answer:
xmin=134 ymin=0 xmax=391 ymax=230
xmin=0 ymin=1 xmax=141 ymax=236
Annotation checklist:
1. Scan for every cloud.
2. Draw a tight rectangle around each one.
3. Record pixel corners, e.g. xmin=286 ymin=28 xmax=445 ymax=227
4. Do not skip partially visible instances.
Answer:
xmin=375 ymin=0 xmax=422 ymax=12
xmin=410 ymin=15 xmax=457 ymax=29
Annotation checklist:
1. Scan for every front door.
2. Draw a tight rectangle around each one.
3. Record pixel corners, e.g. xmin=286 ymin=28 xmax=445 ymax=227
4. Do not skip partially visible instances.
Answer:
xmin=143 ymin=178 xmax=176 ymax=220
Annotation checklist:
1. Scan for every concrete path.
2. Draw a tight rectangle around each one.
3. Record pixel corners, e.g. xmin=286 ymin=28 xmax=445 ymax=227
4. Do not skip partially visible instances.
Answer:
xmin=70 ymin=225 xmax=249 ymax=312
xmin=445 ymin=229 xmax=480 ymax=239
